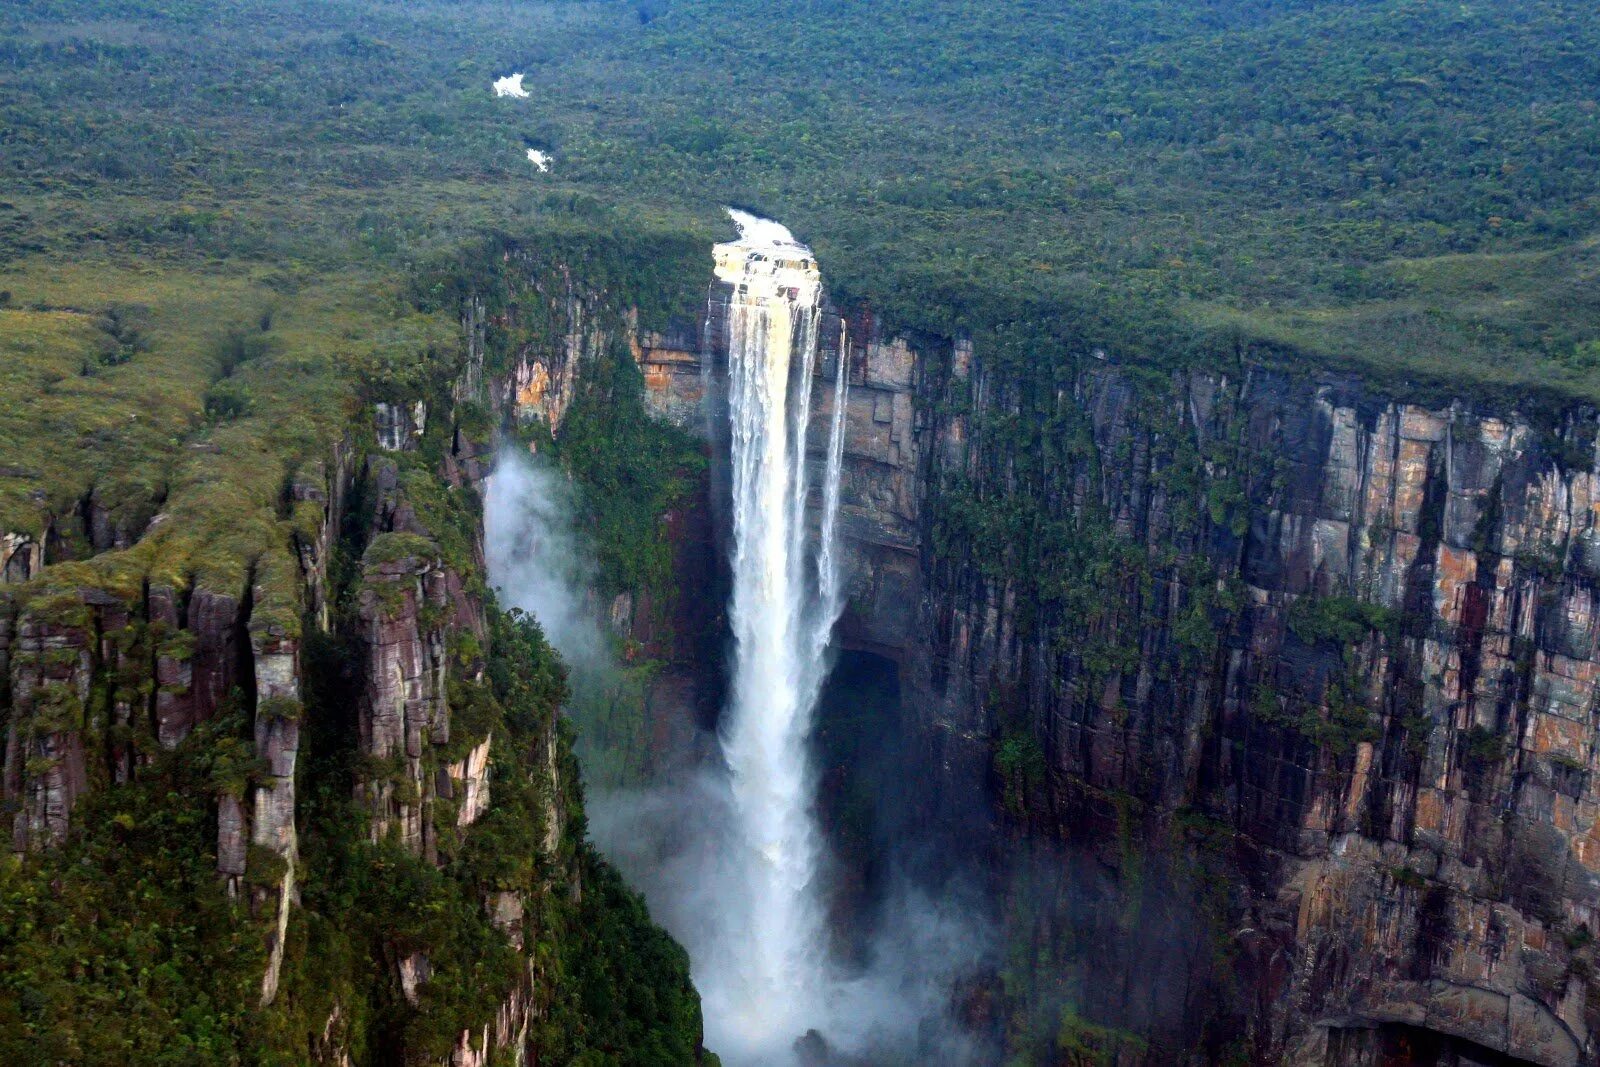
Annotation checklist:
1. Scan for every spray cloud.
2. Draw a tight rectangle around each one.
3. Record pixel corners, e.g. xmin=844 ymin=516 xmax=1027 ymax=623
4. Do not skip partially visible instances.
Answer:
xmin=483 ymin=449 xmax=607 ymax=671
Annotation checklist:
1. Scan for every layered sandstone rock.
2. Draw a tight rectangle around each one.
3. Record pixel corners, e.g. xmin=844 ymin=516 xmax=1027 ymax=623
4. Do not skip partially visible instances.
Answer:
xmin=0 ymin=452 xmax=346 ymax=1004
xmin=902 ymin=355 xmax=1600 ymax=1064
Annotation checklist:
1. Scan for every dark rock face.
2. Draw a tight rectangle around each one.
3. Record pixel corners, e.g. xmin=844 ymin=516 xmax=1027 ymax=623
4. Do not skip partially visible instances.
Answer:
xmin=2 ymin=608 xmax=92 ymax=850
xmin=1 ymin=518 xmax=324 ymax=1004
xmin=0 ymin=251 xmax=717 ymax=1064
xmin=888 ymin=352 xmax=1600 ymax=1064
xmin=17 ymin=241 xmax=1586 ymax=1060
xmin=0 ymin=397 xmax=583 ymax=1058
xmin=353 ymin=455 xmax=488 ymax=859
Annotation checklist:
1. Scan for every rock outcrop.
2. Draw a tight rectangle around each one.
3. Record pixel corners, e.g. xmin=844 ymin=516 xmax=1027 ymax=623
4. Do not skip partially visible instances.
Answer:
xmin=28 ymin=230 xmax=1592 ymax=1062
xmin=0 ymin=471 xmax=337 ymax=1004
xmin=351 ymin=452 xmax=499 ymax=864
xmin=2 ymin=369 xmax=707 ymax=1062
xmin=0 ymin=242 xmax=714 ymax=1066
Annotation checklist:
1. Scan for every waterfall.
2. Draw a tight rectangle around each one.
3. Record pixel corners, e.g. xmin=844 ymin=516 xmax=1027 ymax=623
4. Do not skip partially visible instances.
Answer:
xmin=816 ymin=320 xmax=852 ymax=647
xmin=486 ymin=211 xmax=985 ymax=1065
xmin=709 ymin=209 xmax=850 ymax=1056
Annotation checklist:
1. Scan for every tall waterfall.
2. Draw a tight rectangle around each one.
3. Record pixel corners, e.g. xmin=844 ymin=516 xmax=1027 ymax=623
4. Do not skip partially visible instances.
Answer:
xmin=710 ymin=209 xmax=851 ymax=1055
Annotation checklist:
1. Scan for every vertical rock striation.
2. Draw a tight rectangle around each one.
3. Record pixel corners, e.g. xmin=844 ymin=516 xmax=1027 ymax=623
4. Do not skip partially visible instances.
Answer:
xmin=895 ymin=350 xmax=1600 ymax=1064
xmin=0 ymin=242 xmax=716 ymax=1065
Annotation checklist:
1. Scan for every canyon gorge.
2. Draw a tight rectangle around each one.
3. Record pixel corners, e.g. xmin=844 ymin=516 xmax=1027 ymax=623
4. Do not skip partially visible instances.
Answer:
xmin=6 ymin=1 xmax=1600 ymax=1063
xmin=6 ymin=225 xmax=1600 ymax=1065
xmin=484 ymin=227 xmax=1600 ymax=1065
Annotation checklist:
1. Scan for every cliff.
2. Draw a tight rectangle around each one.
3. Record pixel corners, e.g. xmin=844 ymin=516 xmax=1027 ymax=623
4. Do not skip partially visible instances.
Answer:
xmin=913 ymin=353 xmax=1600 ymax=1063
xmin=454 ymin=241 xmax=721 ymax=786
xmin=277 ymin=236 xmax=1600 ymax=1066
xmin=632 ymin=282 xmax=1600 ymax=1064
xmin=15 ymin=232 xmax=1593 ymax=1065
xmin=0 ymin=256 xmax=711 ymax=1065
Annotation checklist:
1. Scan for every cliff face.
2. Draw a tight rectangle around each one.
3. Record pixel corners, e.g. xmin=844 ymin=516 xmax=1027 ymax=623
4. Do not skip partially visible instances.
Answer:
xmin=927 ymin=361 xmax=1600 ymax=1062
xmin=636 ymin=284 xmax=1600 ymax=1063
xmin=918 ymin=357 xmax=1600 ymax=1064
xmin=0 ymin=481 xmax=320 ymax=1001
xmin=23 ymin=234 xmax=1580 ymax=1063
xmin=0 ymin=254 xmax=711 ymax=1065
xmin=468 ymin=247 xmax=724 ymax=784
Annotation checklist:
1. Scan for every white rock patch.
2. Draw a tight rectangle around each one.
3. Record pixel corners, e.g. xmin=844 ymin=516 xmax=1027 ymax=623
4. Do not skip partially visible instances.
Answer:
xmin=492 ymin=73 xmax=529 ymax=98
xmin=526 ymin=149 xmax=551 ymax=172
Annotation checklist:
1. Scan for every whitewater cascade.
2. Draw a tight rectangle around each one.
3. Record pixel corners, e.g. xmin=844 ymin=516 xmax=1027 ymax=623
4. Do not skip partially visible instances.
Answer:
xmin=710 ymin=209 xmax=852 ymax=1054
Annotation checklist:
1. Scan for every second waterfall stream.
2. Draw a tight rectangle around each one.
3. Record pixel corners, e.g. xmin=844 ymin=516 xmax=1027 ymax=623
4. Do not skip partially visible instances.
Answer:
xmin=712 ymin=208 xmax=851 ymax=1055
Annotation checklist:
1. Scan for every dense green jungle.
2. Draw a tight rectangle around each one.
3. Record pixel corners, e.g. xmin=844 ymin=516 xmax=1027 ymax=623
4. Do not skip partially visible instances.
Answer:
xmin=3 ymin=1 xmax=1600 ymax=1065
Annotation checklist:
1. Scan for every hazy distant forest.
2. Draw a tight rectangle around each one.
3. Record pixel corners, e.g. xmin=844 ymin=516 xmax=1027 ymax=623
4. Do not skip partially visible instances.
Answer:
xmin=4 ymin=0 xmax=1600 ymax=396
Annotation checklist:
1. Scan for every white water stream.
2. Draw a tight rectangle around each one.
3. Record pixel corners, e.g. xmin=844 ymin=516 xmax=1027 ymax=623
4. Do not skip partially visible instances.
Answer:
xmin=707 ymin=209 xmax=852 ymax=1055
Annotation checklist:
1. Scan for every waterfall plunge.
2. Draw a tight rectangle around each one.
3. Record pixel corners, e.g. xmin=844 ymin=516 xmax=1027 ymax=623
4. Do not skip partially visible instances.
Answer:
xmin=485 ymin=212 xmax=990 ymax=1064
xmin=711 ymin=209 xmax=851 ymax=1056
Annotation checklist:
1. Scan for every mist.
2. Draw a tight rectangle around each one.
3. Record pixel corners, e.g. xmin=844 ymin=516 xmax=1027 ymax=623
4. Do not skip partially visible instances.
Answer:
xmin=484 ymin=445 xmax=998 ymax=1065
xmin=483 ymin=447 xmax=607 ymax=671
xmin=589 ymin=775 xmax=999 ymax=1066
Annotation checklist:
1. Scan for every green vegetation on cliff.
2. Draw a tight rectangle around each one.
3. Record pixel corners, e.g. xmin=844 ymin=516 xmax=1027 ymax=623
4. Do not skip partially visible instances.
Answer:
xmin=0 ymin=591 xmax=708 ymax=1065
xmin=0 ymin=258 xmax=429 ymax=623
xmin=0 ymin=242 xmax=711 ymax=1060
xmin=0 ymin=711 xmax=267 ymax=1064
xmin=553 ymin=335 xmax=705 ymax=603
xmin=254 ymin=607 xmax=707 ymax=1066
